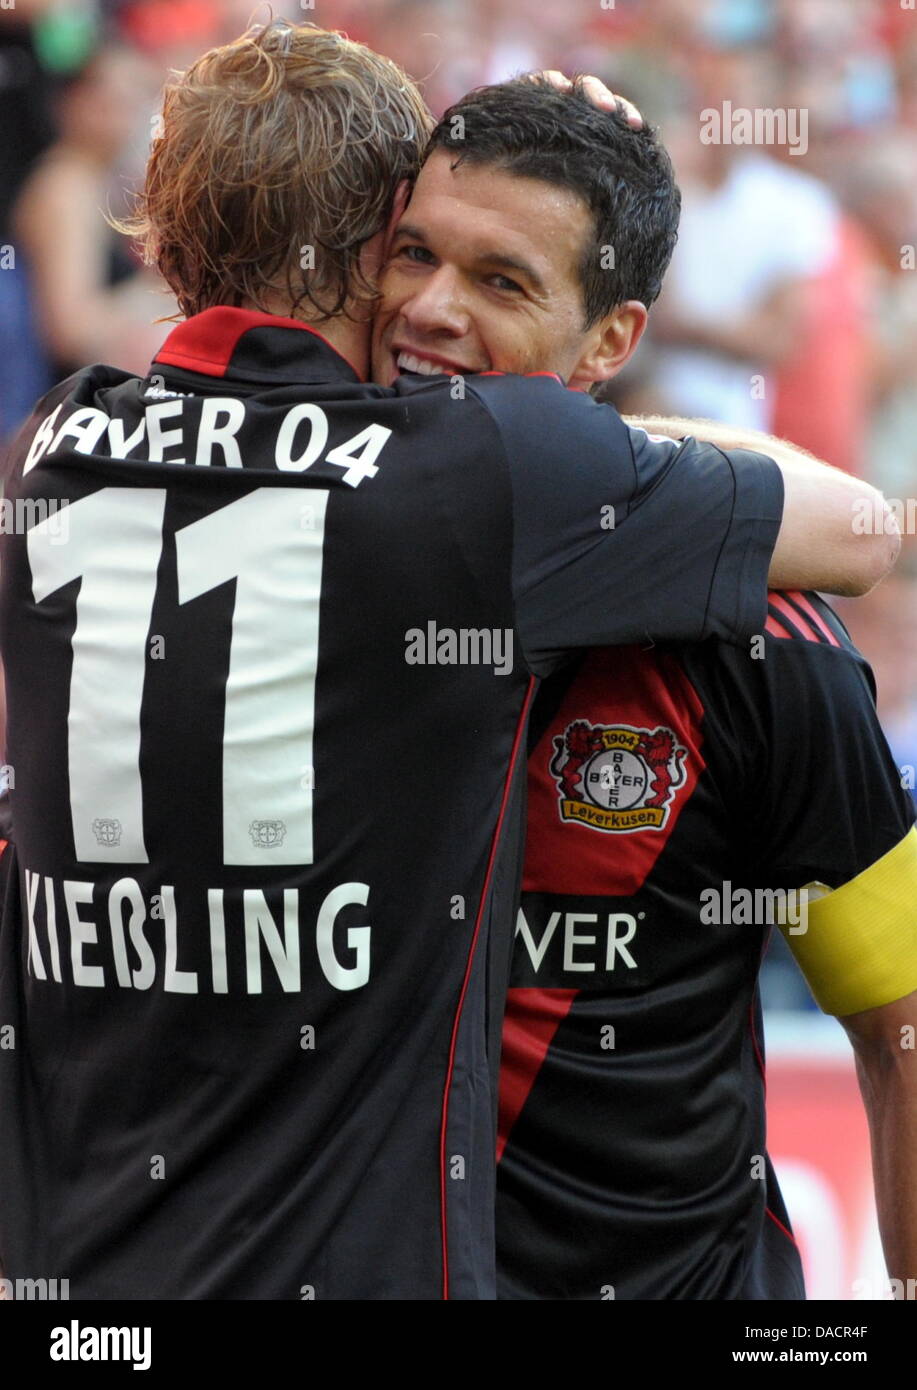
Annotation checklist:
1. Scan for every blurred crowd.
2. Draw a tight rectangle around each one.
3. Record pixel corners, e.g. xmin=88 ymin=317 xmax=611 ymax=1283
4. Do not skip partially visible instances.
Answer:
xmin=1 ymin=0 xmax=915 ymax=846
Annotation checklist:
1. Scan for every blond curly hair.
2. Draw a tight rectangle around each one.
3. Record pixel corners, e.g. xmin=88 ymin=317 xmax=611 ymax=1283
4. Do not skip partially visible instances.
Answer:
xmin=119 ymin=19 xmax=432 ymax=322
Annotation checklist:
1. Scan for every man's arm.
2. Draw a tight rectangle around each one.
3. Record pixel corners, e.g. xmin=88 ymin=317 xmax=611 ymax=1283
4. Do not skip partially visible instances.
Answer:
xmin=735 ymin=602 xmax=917 ymax=1292
xmin=785 ymin=830 xmax=917 ymax=1288
xmin=840 ymin=989 xmax=917 ymax=1286
xmin=626 ymin=415 xmax=900 ymax=596
xmin=473 ymin=374 xmax=785 ymax=667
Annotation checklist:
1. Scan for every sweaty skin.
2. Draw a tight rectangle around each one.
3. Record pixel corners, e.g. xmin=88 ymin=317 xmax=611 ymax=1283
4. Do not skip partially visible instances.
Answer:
xmin=371 ymin=153 xmax=898 ymax=596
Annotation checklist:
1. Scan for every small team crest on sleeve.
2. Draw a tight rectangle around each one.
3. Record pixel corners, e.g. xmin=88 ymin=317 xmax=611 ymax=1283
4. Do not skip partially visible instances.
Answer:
xmin=549 ymin=720 xmax=688 ymax=833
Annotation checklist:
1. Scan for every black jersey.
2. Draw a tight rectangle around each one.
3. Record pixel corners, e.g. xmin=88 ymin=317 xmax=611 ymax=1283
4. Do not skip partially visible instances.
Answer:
xmin=497 ymin=591 xmax=916 ymax=1300
xmin=0 ymin=308 xmax=782 ymax=1300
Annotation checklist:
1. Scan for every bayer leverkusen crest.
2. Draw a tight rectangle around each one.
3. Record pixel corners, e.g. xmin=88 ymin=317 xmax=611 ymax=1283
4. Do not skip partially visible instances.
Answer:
xmin=550 ymin=719 xmax=688 ymax=833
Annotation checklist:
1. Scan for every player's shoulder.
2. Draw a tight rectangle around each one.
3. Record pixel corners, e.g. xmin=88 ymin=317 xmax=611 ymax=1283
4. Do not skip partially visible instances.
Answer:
xmin=392 ymin=367 xmax=565 ymax=402
xmin=678 ymin=590 xmax=871 ymax=723
xmin=395 ymin=367 xmax=634 ymax=440
xmin=460 ymin=369 xmax=564 ymax=428
xmin=706 ymin=589 xmax=877 ymax=723
xmin=675 ymin=591 xmax=880 ymax=782
xmin=3 ymin=367 xmax=106 ymax=488
xmin=463 ymin=370 xmax=617 ymax=423
xmin=462 ymin=372 xmax=635 ymax=470
xmin=464 ymin=369 xmax=566 ymax=399
xmin=389 ymin=367 xmax=573 ymax=434
xmin=762 ymin=590 xmax=859 ymax=658
xmin=16 ymin=361 xmax=137 ymax=433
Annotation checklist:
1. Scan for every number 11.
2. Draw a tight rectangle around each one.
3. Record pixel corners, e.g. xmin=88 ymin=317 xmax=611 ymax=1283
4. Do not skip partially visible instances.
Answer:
xmin=28 ymin=486 xmax=328 ymax=866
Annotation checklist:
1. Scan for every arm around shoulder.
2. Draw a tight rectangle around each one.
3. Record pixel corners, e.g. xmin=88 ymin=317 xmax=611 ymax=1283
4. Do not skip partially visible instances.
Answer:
xmin=625 ymin=415 xmax=900 ymax=596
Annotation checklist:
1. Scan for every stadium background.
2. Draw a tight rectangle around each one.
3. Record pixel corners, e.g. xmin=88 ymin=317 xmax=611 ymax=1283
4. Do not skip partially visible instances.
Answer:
xmin=1 ymin=0 xmax=914 ymax=1300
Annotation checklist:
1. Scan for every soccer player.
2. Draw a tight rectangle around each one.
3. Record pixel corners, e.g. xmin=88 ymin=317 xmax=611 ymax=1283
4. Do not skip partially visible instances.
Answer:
xmin=0 ymin=26 xmax=898 ymax=1300
xmin=371 ymin=77 xmax=917 ymax=1298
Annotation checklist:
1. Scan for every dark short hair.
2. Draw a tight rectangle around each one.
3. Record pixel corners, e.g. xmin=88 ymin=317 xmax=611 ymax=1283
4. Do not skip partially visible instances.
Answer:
xmin=425 ymin=76 xmax=680 ymax=325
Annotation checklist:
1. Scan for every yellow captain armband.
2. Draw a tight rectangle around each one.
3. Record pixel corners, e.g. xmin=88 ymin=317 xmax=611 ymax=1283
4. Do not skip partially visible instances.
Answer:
xmin=776 ymin=826 xmax=917 ymax=1017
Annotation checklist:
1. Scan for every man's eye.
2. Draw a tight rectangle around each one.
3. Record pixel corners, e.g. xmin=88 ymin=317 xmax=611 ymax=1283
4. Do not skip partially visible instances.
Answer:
xmin=489 ymin=274 xmax=523 ymax=293
xmin=398 ymin=244 xmax=434 ymax=265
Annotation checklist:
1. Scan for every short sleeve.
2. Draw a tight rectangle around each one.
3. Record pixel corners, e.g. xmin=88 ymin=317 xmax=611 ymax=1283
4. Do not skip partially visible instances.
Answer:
xmin=722 ymin=593 xmax=916 ymax=887
xmin=467 ymin=376 xmax=783 ymax=676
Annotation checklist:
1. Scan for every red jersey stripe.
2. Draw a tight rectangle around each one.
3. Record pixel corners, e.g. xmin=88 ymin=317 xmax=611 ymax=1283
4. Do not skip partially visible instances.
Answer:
xmin=767 ymin=591 xmax=823 ymax=643
xmin=764 ymin=613 xmax=795 ymax=640
xmin=787 ymin=592 xmax=842 ymax=648
xmin=498 ymin=987 xmax=579 ymax=1163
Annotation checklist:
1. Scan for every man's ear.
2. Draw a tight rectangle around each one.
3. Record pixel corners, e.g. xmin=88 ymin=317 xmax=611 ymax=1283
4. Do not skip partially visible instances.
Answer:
xmin=567 ymin=301 xmax=648 ymax=391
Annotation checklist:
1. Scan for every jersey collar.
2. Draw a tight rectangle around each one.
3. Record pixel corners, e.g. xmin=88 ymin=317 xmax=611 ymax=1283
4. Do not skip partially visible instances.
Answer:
xmin=153 ymin=306 xmax=364 ymax=386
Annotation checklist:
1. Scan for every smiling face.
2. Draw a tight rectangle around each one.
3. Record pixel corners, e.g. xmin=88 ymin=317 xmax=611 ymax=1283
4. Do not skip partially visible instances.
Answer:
xmin=372 ymin=149 xmax=614 ymax=387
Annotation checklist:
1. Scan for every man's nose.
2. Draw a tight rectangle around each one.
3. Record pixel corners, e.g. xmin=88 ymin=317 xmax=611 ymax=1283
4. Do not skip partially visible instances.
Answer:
xmin=401 ymin=267 xmax=471 ymax=338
